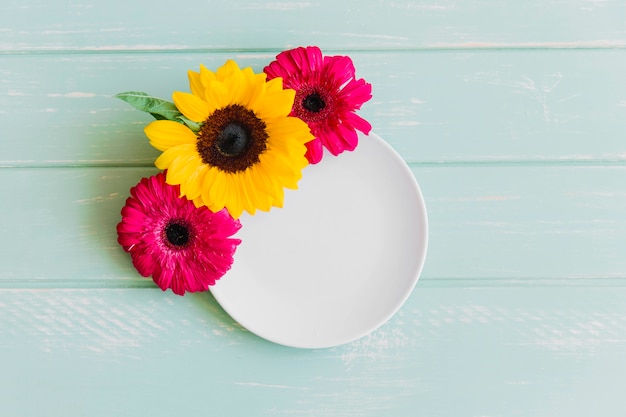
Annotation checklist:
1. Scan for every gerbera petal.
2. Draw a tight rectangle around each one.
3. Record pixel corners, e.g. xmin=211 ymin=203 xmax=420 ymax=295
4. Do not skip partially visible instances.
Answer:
xmin=144 ymin=120 xmax=197 ymax=151
xmin=343 ymin=111 xmax=372 ymax=135
xmin=130 ymin=247 xmax=156 ymax=277
xmin=337 ymin=122 xmax=359 ymax=151
xmin=172 ymin=91 xmax=210 ymax=123
xmin=152 ymin=265 xmax=173 ymax=292
xmin=320 ymin=126 xmax=345 ymax=156
xmin=304 ymin=138 xmax=324 ymax=164
xmin=169 ymin=268 xmax=186 ymax=296
xmin=264 ymin=47 xmax=372 ymax=163
xmin=271 ymin=46 xmax=323 ymax=81
xmin=337 ymin=77 xmax=373 ymax=109
xmin=117 ymin=172 xmax=241 ymax=295
xmin=303 ymin=46 xmax=325 ymax=74
xmin=323 ymin=54 xmax=356 ymax=88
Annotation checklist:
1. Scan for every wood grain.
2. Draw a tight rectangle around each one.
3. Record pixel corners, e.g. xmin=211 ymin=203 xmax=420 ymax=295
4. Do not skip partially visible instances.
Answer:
xmin=2 ymin=0 xmax=626 ymax=415
xmin=2 ymin=0 xmax=625 ymax=52
xmin=0 ymin=286 xmax=625 ymax=417
xmin=2 ymin=51 xmax=626 ymax=166
xmin=1 ymin=165 xmax=625 ymax=284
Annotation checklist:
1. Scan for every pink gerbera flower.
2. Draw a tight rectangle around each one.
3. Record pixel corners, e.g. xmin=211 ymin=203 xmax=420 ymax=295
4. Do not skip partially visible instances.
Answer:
xmin=117 ymin=172 xmax=242 ymax=295
xmin=264 ymin=45 xmax=373 ymax=164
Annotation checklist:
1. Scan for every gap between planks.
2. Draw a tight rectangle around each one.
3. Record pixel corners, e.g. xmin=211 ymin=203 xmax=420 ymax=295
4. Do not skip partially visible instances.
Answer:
xmin=2 ymin=43 xmax=626 ymax=55
xmin=3 ymin=160 xmax=626 ymax=169
xmin=1 ymin=277 xmax=626 ymax=290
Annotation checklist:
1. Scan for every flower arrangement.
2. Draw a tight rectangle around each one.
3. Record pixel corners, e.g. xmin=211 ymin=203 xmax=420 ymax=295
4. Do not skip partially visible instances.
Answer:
xmin=116 ymin=46 xmax=372 ymax=295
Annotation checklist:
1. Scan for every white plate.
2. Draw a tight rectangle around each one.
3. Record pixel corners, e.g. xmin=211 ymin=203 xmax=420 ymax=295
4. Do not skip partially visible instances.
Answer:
xmin=210 ymin=132 xmax=428 ymax=348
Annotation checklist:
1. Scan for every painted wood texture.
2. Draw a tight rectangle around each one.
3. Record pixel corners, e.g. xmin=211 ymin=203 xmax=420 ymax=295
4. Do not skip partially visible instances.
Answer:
xmin=3 ymin=51 xmax=626 ymax=165
xmin=1 ymin=286 xmax=625 ymax=417
xmin=1 ymin=0 xmax=626 ymax=416
xmin=2 ymin=165 xmax=626 ymax=283
xmin=2 ymin=0 xmax=625 ymax=51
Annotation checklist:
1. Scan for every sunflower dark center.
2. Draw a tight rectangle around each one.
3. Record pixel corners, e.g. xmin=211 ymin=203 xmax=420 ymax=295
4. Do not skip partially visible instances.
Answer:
xmin=215 ymin=123 xmax=250 ymax=157
xmin=302 ymin=93 xmax=326 ymax=113
xmin=197 ymin=104 xmax=268 ymax=173
xmin=165 ymin=222 xmax=190 ymax=247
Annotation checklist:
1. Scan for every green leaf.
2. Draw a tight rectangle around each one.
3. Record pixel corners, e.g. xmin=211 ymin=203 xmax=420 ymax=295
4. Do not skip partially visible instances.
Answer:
xmin=115 ymin=91 xmax=201 ymax=132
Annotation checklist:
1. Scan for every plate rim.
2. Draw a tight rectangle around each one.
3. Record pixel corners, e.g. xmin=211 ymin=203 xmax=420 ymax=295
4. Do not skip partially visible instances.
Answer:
xmin=210 ymin=132 xmax=429 ymax=348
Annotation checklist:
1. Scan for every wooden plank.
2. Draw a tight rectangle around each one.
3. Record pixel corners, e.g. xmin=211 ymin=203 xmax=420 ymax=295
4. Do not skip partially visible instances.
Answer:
xmin=2 ymin=50 xmax=626 ymax=165
xmin=420 ymin=164 xmax=626 ymax=281
xmin=0 ymin=285 xmax=625 ymax=416
xmin=1 ymin=165 xmax=625 ymax=284
xmin=1 ymin=0 xmax=625 ymax=52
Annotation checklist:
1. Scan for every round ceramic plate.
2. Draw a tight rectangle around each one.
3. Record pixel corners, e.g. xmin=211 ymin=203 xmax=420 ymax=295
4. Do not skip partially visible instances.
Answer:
xmin=210 ymin=133 xmax=428 ymax=348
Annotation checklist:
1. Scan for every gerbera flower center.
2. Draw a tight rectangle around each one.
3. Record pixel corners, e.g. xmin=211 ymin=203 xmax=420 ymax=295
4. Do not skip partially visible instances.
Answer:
xmin=302 ymin=93 xmax=326 ymax=113
xmin=197 ymin=104 xmax=268 ymax=173
xmin=294 ymin=86 xmax=333 ymax=124
xmin=164 ymin=221 xmax=190 ymax=248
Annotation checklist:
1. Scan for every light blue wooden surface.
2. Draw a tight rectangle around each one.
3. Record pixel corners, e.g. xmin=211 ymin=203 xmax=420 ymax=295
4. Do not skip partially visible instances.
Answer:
xmin=2 ymin=1 xmax=626 ymax=416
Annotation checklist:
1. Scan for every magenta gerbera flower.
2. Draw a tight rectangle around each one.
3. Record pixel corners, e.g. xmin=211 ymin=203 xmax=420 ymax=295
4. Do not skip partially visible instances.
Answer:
xmin=264 ymin=45 xmax=373 ymax=164
xmin=117 ymin=172 xmax=242 ymax=295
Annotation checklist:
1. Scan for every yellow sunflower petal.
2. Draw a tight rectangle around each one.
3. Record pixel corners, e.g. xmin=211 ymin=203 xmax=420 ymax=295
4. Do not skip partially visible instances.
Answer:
xmin=256 ymin=151 xmax=291 ymax=178
xmin=188 ymin=69 xmax=205 ymax=100
xmin=144 ymin=120 xmax=197 ymax=151
xmin=206 ymin=167 xmax=227 ymax=209
xmin=192 ymin=196 xmax=204 ymax=208
xmin=239 ymin=68 xmax=266 ymax=109
xmin=244 ymin=168 xmax=273 ymax=212
xmin=265 ymin=76 xmax=284 ymax=94
xmin=209 ymin=172 xmax=243 ymax=219
xmin=216 ymin=60 xmax=241 ymax=81
xmin=234 ymin=173 xmax=258 ymax=216
xmin=253 ymin=87 xmax=296 ymax=120
xmin=179 ymin=163 xmax=207 ymax=201
xmin=199 ymin=64 xmax=216 ymax=84
xmin=257 ymin=150 xmax=305 ymax=189
xmin=155 ymin=144 xmax=196 ymax=171
xmin=154 ymin=59 xmax=314 ymax=218
xmin=167 ymin=153 xmax=202 ymax=188
xmin=172 ymin=91 xmax=210 ymax=123
xmin=222 ymin=67 xmax=247 ymax=106
xmin=246 ymin=163 xmax=277 ymax=200
xmin=204 ymin=80 xmax=229 ymax=111
xmin=265 ymin=119 xmax=313 ymax=156
xmin=230 ymin=174 xmax=249 ymax=218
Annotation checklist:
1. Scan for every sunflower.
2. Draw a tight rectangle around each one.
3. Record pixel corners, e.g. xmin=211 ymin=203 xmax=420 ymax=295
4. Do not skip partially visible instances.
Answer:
xmin=117 ymin=173 xmax=242 ymax=296
xmin=264 ymin=46 xmax=373 ymax=164
xmin=144 ymin=60 xmax=314 ymax=219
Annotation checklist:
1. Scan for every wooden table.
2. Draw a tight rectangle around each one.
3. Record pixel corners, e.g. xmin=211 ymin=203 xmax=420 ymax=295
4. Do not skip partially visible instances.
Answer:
xmin=2 ymin=1 xmax=626 ymax=415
